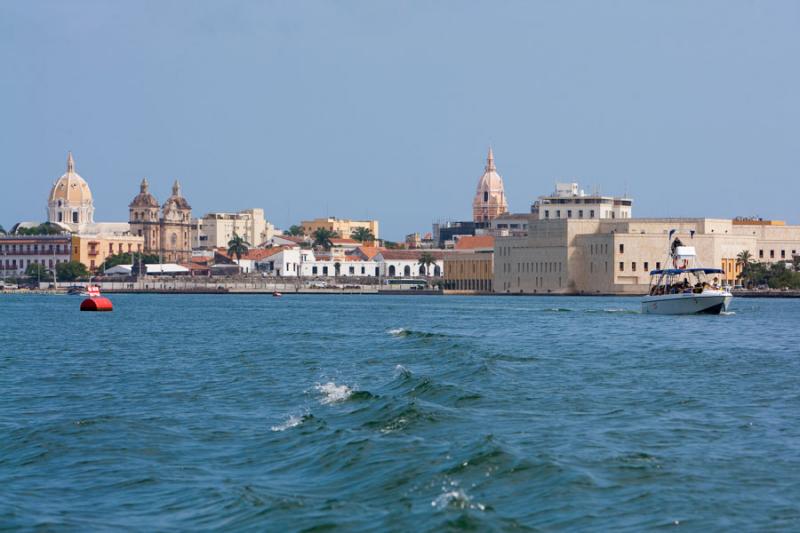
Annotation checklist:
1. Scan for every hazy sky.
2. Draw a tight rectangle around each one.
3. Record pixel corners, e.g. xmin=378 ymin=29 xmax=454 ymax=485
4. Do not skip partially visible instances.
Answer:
xmin=1 ymin=1 xmax=798 ymax=239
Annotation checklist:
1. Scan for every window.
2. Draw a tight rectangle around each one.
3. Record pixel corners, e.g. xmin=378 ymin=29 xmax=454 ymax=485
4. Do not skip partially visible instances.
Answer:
xmin=544 ymin=210 xmax=549 ymax=219
xmin=312 ymin=266 xmax=318 ymax=274
xmin=484 ymin=191 xmax=488 ymax=202
xmin=656 ymin=262 xmax=661 ymax=270
xmin=770 ymin=250 xmax=775 ymax=259
xmin=619 ymin=244 xmax=624 ymax=254
xmin=781 ymin=250 xmax=785 ymax=259
xmin=578 ymin=210 xmax=583 ymax=218
xmin=590 ymin=210 xmax=595 ymax=218
xmin=632 ymin=262 xmax=637 ymax=272
xmin=73 ymin=211 xmax=79 ymax=223
xmin=556 ymin=210 xmax=561 ymax=218
xmin=619 ymin=262 xmax=624 ymax=272
xmin=644 ymin=262 xmax=649 ymax=271
xmin=759 ymin=250 xmax=764 ymax=258
xmin=567 ymin=210 xmax=572 ymax=218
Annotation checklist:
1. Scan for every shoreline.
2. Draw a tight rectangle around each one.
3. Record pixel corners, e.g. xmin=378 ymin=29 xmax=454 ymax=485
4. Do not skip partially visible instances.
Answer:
xmin=3 ymin=289 xmax=799 ymax=298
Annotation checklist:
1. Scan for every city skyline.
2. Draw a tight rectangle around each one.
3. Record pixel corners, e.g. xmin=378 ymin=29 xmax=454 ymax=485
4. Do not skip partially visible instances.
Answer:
xmin=2 ymin=1 xmax=799 ymax=239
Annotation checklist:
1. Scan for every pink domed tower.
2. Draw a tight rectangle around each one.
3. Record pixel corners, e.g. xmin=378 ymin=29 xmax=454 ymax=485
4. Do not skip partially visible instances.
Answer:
xmin=472 ymin=148 xmax=508 ymax=223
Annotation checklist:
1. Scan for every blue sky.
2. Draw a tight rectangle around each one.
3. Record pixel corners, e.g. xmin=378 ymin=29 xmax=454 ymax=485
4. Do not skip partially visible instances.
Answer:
xmin=1 ymin=1 xmax=798 ymax=239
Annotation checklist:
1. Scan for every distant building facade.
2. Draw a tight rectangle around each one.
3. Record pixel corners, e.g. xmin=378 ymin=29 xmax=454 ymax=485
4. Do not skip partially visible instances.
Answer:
xmin=494 ymin=218 xmax=800 ymax=294
xmin=301 ymin=217 xmax=380 ymax=240
xmin=531 ymin=182 xmax=632 ymax=220
xmin=129 ymin=179 xmax=193 ymax=263
xmin=444 ymin=235 xmax=494 ymax=292
xmin=0 ymin=235 xmax=72 ymax=277
xmin=71 ymin=233 xmax=144 ymax=271
xmin=194 ymin=209 xmax=276 ymax=249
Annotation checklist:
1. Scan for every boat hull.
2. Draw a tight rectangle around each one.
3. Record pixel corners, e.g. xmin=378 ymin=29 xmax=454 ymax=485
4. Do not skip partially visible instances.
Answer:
xmin=641 ymin=292 xmax=732 ymax=315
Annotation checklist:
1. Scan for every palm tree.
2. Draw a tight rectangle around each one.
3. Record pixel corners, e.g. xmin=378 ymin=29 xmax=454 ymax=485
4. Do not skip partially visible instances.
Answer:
xmin=227 ymin=233 xmax=251 ymax=265
xmin=736 ymin=250 xmax=753 ymax=266
xmin=418 ymin=251 xmax=436 ymax=277
xmin=736 ymin=249 xmax=754 ymax=284
xmin=312 ymin=228 xmax=338 ymax=250
xmin=351 ymin=227 xmax=375 ymax=243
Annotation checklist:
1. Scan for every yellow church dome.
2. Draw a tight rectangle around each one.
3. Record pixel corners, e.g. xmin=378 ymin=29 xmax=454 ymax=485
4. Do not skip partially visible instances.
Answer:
xmin=48 ymin=152 xmax=93 ymax=205
xmin=47 ymin=152 xmax=95 ymax=229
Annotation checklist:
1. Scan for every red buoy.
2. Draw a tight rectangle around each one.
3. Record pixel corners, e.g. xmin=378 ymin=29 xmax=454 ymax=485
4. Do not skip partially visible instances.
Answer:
xmin=80 ymin=297 xmax=113 ymax=312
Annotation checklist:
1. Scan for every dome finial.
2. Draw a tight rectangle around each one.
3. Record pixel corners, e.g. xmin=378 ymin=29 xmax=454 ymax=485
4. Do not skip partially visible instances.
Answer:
xmin=172 ymin=179 xmax=181 ymax=196
xmin=67 ymin=151 xmax=75 ymax=173
xmin=486 ymin=147 xmax=496 ymax=172
xmin=140 ymin=177 xmax=149 ymax=193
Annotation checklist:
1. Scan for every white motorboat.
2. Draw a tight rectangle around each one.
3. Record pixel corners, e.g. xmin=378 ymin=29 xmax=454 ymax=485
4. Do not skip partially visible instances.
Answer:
xmin=642 ymin=234 xmax=733 ymax=315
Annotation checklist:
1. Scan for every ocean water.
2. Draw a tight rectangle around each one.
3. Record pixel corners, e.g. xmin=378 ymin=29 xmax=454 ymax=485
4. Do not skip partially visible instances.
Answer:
xmin=1 ymin=294 xmax=799 ymax=531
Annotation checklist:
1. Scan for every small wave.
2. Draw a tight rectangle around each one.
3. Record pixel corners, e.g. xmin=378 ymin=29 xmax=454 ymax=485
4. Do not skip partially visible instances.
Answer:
xmin=585 ymin=308 xmax=639 ymax=315
xmin=271 ymin=413 xmax=311 ymax=432
xmin=315 ymin=382 xmax=353 ymax=404
xmin=720 ymin=311 xmax=736 ymax=316
xmin=387 ymin=328 xmax=449 ymax=339
xmin=394 ymin=364 xmax=413 ymax=378
xmin=543 ymin=307 xmax=572 ymax=313
xmin=431 ymin=487 xmax=486 ymax=511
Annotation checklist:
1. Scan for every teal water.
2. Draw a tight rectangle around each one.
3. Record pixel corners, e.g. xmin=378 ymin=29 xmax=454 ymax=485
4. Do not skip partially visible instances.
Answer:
xmin=1 ymin=294 xmax=799 ymax=531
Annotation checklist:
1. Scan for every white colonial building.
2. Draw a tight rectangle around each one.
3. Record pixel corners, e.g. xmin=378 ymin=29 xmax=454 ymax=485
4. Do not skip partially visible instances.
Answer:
xmin=531 ymin=182 xmax=632 ymax=221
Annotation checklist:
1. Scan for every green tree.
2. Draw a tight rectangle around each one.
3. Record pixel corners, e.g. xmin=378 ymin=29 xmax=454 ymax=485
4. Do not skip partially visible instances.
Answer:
xmin=284 ymin=225 xmax=304 ymax=237
xmin=227 ymin=233 xmax=251 ymax=264
xmin=98 ymin=252 xmax=160 ymax=272
xmin=25 ymin=262 xmax=50 ymax=280
xmin=418 ymin=251 xmax=436 ymax=276
xmin=56 ymin=261 xmax=89 ymax=282
xmin=351 ymin=227 xmax=375 ymax=243
xmin=15 ymin=223 xmax=65 ymax=236
xmin=312 ymin=228 xmax=338 ymax=250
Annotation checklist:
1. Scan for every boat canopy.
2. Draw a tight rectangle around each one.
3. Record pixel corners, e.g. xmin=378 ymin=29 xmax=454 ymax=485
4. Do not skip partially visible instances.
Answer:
xmin=649 ymin=267 xmax=724 ymax=276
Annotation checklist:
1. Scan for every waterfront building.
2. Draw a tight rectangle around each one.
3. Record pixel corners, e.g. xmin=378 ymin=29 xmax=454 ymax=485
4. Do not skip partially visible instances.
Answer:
xmin=531 ymin=182 xmax=632 ymax=220
xmin=443 ymin=235 xmax=494 ymax=292
xmin=214 ymin=247 xmax=288 ymax=274
xmin=129 ymin=179 xmax=193 ymax=263
xmin=300 ymin=217 xmax=380 ymax=240
xmin=375 ymin=249 xmax=445 ymax=278
xmin=472 ymin=148 xmax=509 ymax=223
xmin=0 ymin=235 xmax=72 ymax=277
xmin=489 ymin=213 xmax=529 ymax=237
xmin=193 ymin=209 xmax=276 ymax=249
xmin=494 ymin=217 xmax=800 ymax=294
xmin=71 ymin=233 xmax=144 ymax=271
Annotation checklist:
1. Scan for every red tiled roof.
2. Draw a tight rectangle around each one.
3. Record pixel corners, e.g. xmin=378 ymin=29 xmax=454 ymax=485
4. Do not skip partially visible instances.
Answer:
xmin=454 ymin=235 xmax=495 ymax=250
xmin=354 ymin=246 xmax=383 ymax=260
xmin=216 ymin=247 xmax=287 ymax=261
